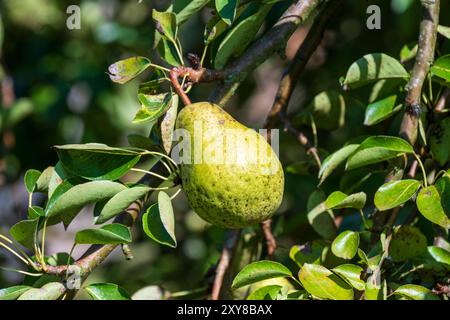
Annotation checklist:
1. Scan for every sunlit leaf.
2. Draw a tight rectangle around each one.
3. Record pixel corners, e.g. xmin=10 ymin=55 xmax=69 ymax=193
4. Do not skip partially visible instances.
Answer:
xmin=75 ymin=223 xmax=132 ymax=245
xmin=232 ymin=261 xmax=292 ymax=289
xmin=108 ymin=57 xmax=152 ymax=84
xmin=374 ymin=179 xmax=421 ymax=211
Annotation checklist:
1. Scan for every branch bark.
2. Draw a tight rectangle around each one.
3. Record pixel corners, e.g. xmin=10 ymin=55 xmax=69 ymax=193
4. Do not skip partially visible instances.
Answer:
xmin=399 ymin=0 xmax=440 ymax=145
xmin=209 ymin=0 xmax=323 ymax=105
xmin=260 ymin=219 xmax=277 ymax=258
xmin=211 ymin=229 xmax=241 ymax=300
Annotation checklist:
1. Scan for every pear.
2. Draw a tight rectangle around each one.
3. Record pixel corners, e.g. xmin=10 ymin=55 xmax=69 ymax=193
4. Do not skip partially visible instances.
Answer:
xmin=175 ymin=102 xmax=284 ymax=229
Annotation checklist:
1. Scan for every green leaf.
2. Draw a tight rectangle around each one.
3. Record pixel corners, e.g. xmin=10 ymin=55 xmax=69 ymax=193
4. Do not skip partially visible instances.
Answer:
xmin=286 ymin=161 xmax=313 ymax=176
xmin=46 ymin=180 xmax=127 ymax=226
xmin=438 ymin=25 xmax=450 ymax=39
xmin=364 ymin=95 xmax=402 ymax=126
xmin=298 ymin=264 xmax=354 ymax=300
xmin=215 ymin=0 xmax=239 ymax=25
xmin=152 ymin=10 xmax=177 ymax=43
xmin=427 ymin=246 xmax=450 ymax=267
xmin=4 ymin=98 xmax=33 ymax=128
xmin=343 ymin=53 xmax=409 ymax=89
xmin=331 ymin=231 xmax=360 ymax=260
xmin=35 ymin=166 xmax=54 ymax=193
xmin=142 ymin=191 xmax=177 ymax=248
xmin=417 ymin=185 xmax=450 ymax=229
xmin=332 ymin=264 xmax=364 ymax=291
xmin=24 ymin=169 xmax=41 ymax=193
xmin=374 ymin=179 xmax=421 ymax=211
xmin=204 ymin=14 xmax=230 ymax=44
xmin=75 ymin=223 xmax=131 ymax=245
xmin=17 ymin=282 xmax=65 ymax=300
xmin=431 ymin=54 xmax=450 ymax=81
xmin=159 ymin=94 xmax=179 ymax=154
xmin=28 ymin=206 xmax=45 ymax=219
xmin=10 ymin=219 xmax=39 ymax=250
xmin=319 ymin=144 xmax=359 ymax=184
xmin=293 ymin=91 xmax=346 ymax=130
xmin=365 ymin=279 xmax=386 ymax=300
xmin=389 ymin=226 xmax=427 ymax=262
xmin=96 ymin=186 xmax=151 ymax=224
xmin=133 ymin=93 xmax=173 ymax=124
xmin=393 ymin=284 xmax=439 ymax=300
xmin=346 ymin=136 xmax=413 ymax=170
xmin=55 ymin=143 xmax=141 ymax=181
xmin=169 ymin=0 xmax=210 ymax=25
xmin=289 ymin=242 xmax=324 ymax=267
xmin=232 ymin=260 xmax=292 ymax=289
xmin=325 ymin=191 xmax=366 ymax=210
xmin=85 ymin=283 xmax=131 ymax=300
xmin=108 ymin=57 xmax=152 ymax=84
xmin=399 ymin=42 xmax=417 ymax=63
xmin=0 ymin=286 xmax=31 ymax=300
xmin=247 ymin=285 xmax=282 ymax=300
xmin=307 ymin=191 xmax=337 ymax=240
xmin=214 ymin=3 xmax=272 ymax=69
xmin=157 ymin=38 xmax=182 ymax=66
xmin=430 ymin=117 xmax=450 ymax=165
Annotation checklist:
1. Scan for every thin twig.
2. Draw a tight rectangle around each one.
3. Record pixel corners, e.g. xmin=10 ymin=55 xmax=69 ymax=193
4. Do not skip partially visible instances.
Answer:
xmin=265 ymin=0 xmax=340 ymax=130
xmin=211 ymin=229 xmax=241 ymax=300
xmin=435 ymin=88 xmax=450 ymax=113
xmin=209 ymin=0 xmax=323 ymax=105
xmin=260 ymin=219 xmax=277 ymax=258
xmin=399 ymin=0 xmax=440 ymax=145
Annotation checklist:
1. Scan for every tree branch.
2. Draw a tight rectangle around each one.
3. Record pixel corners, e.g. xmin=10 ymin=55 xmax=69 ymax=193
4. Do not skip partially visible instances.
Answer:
xmin=260 ymin=219 xmax=277 ymax=258
xmin=399 ymin=0 xmax=440 ymax=145
xmin=265 ymin=0 xmax=340 ymax=129
xmin=211 ymin=229 xmax=241 ymax=300
xmin=209 ymin=0 xmax=323 ymax=105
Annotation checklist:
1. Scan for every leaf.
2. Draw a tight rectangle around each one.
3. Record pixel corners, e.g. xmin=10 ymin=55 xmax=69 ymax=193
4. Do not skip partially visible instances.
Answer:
xmin=46 ymin=180 xmax=127 ymax=227
xmin=17 ymin=282 xmax=65 ymax=300
xmin=132 ymin=286 xmax=164 ymax=300
xmin=393 ymin=284 xmax=439 ymax=300
xmin=307 ymin=191 xmax=337 ymax=240
xmin=142 ymin=191 xmax=177 ymax=248
xmin=55 ymin=143 xmax=141 ymax=181
xmin=430 ymin=117 xmax=450 ymax=165
xmin=346 ymin=136 xmax=413 ymax=170
xmin=332 ymin=264 xmax=365 ymax=291
xmin=365 ymin=279 xmax=386 ymax=300
xmin=10 ymin=219 xmax=39 ymax=250
xmin=427 ymin=246 xmax=450 ymax=267
xmin=215 ymin=0 xmax=239 ymax=25
xmin=247 ymin=285 xmax=282 ymax=300
xmin=159 ymin=94 xmax=179 ymax=154
xmin=75 ymin=223 xmax=131 ymax=245
xmin=374 ymin=179 xmax=421 ymax=211
xmin=232 ymin=260 xmax=292 ymax=289
xmin=4 ymin=98 xmax=33 ymax=128
xmin=85 ymin=283 xmax=131 ymax=300
xmin=133 ymin=93 xmax=173 ymax=124
xmin=35 ymin=166 xmax=54 ymax=193
xmin=286 ymin=161 xmax=313 ymax=176
xmin=157 ymin=38 xmax=182 ymax=66
xmin=169 ymin=0 xmax=210 ymax=25
xmin=293 ymin=91 xmax=346 ymax=130
xmin=431 ymin=54 xmax=450 ymax=82
xmin=331 ymin=231 xmax=360 ymax=260
xmin=0 ymin=286 xmax=31 ymax=300
xmin=108 ymin=57 xmax=152 ymax=84
xmin=389 ymin=226 xmax=427 ymax=262
xmin=28 ymin=206 xmax=45 ymax=219
xmin=96 ymin=186 xmax=151 ymax=224
xmin=298 ymin=264 xmax=354 ymax=300
xmin=214 ymin=3 xmax=272 ymax=69
xmin=343 ymin=53 xmax=409 ymax=89
xmin=438 ymin=25 xmax=450 ymax=39
xmin=399 ymin=42 xmax=417 ymax=63
xmin=325 ymin=191 xmax=366 ymax=210
xmin=417 ymin=185 xmax=450 ymax=229
xmin=319 ymin=144 xmax=359 ymax=184
xmin=289 ymin=242 xmax=324 ymax=267
xmin=152 ymin=10 xmax=177 ymax=43
xmin=364 ymin=95 xmax=402 ymax=126
xmin=24 ymin=169 xmax=41 ymax=193
xmin=204 ymin=14 xmax=230 ymax=44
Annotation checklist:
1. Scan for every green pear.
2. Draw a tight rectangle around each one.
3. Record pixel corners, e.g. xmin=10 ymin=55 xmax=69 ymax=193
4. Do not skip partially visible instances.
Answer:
xmin=175 ymin=102 xmax=284 ymax=228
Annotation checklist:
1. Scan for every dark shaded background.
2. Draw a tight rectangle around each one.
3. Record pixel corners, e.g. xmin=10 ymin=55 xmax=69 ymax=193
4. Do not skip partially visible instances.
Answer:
xmin=1 ymin=0 xmax=449 ymax=297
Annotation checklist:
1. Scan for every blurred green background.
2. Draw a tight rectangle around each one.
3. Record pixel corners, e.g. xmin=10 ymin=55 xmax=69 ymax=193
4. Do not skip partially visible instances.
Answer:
xmin=0 ymin=0 xmax=449 ymax=297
